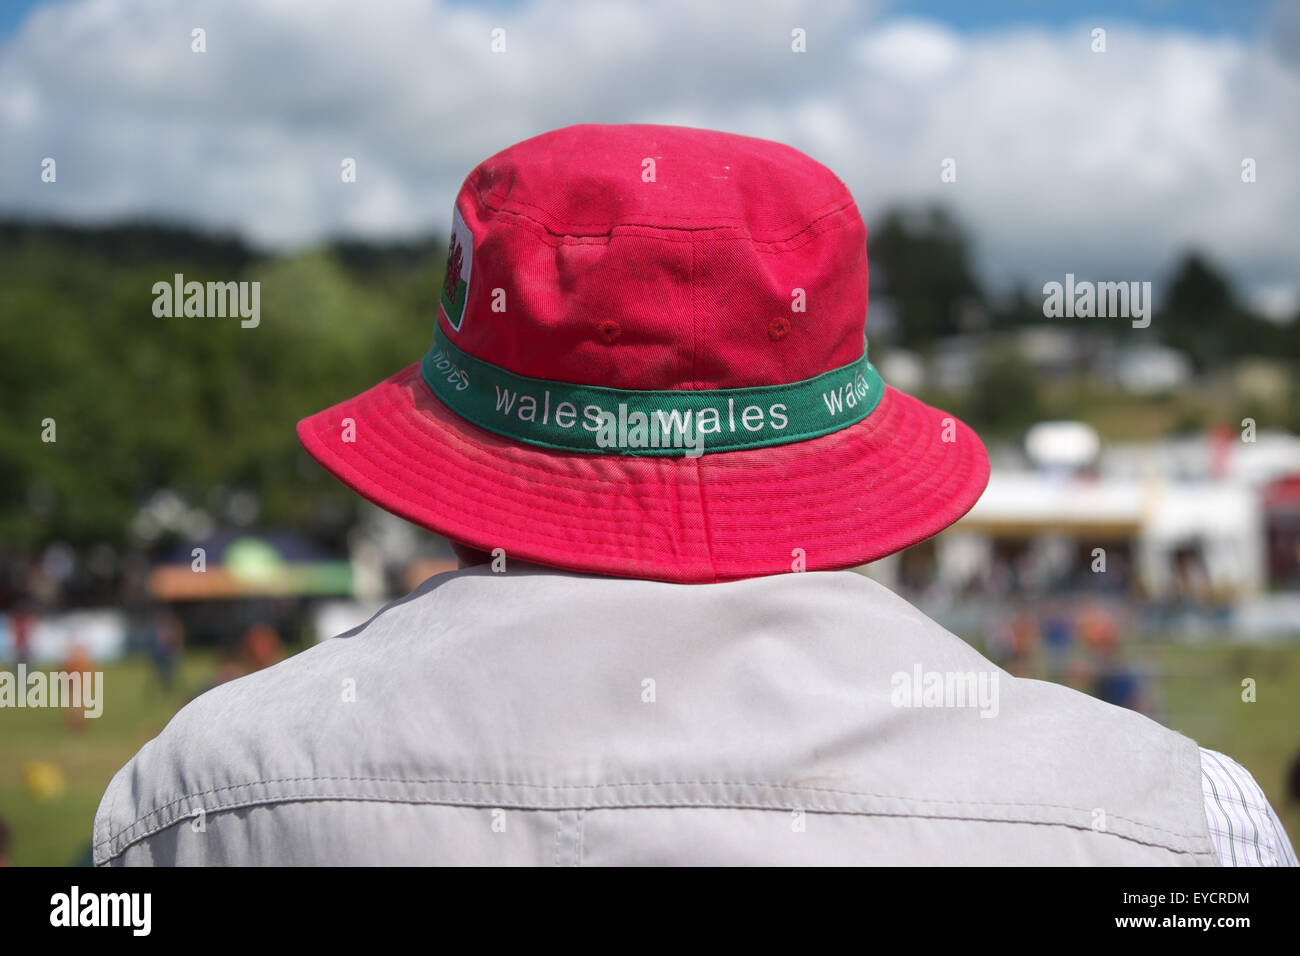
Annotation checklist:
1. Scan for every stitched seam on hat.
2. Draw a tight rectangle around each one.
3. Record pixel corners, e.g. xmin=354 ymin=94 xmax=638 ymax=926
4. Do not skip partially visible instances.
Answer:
xmin=478 ymin=179 xmax=847 ymax=227
xmin=474 ymin=180 xmax=850 ymax=237
xmin=472 ymin=181 xmax=856 ymax=247
xmin=694 ymin=457 xmax=717 ymax=581
xmin=690 ymin=238 xmax=698 ymax=388
xmin=689 ymin=237 xmax=717 ymax=579
xmin=472 ymin=204 xmax=857 ymax=259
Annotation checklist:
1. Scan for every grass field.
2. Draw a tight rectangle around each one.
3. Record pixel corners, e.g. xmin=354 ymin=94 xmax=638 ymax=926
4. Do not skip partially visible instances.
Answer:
xmin=0 ymin=653 xmax=224 ymax=867
xmin=1135 ymin=641 xmax=1300 ymax=853
xmin=2 ymin=641 xmax=1297 ymax=866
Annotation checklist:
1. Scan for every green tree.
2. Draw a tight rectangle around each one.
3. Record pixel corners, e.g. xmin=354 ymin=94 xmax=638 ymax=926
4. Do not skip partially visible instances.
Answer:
xmin=867 ymin=206 xmax=984 ymax=350
xmin=0 ymin=223 xmax=447 ymax=553
xmin=1158 ymin=252 xmax=1290 ymax=367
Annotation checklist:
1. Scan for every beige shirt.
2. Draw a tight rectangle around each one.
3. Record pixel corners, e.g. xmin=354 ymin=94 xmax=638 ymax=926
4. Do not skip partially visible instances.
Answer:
xmin=96 ymin=564 xmax=1239 ymax=865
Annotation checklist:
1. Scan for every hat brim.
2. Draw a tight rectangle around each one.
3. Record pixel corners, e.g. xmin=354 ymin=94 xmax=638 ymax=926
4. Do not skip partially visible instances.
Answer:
xmin=297 ymin=363 xmax=990 ymax=583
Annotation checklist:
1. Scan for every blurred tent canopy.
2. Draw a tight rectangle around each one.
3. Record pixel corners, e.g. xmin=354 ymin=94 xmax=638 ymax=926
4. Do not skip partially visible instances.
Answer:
xmin=148 ymin=529 xmax=353 ymax=600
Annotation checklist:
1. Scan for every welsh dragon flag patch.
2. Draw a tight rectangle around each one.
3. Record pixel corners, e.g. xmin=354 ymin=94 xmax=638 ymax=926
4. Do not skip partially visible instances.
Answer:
xmin=439 ymin=206 xmax=473 ymax=331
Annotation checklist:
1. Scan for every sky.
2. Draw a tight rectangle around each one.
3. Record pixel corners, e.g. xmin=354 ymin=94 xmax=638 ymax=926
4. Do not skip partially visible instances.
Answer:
xmin=1 ymin=0 xmax=1298 ymax=316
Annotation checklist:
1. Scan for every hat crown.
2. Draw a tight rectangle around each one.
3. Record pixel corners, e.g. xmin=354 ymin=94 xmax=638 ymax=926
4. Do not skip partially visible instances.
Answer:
xmin=445 ymin=124 xmax=869 ymax=390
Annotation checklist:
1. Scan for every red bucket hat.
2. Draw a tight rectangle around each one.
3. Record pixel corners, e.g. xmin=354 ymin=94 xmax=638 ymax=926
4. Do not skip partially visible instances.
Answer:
xmin=297 ymin=124 xmax=989 ymax=583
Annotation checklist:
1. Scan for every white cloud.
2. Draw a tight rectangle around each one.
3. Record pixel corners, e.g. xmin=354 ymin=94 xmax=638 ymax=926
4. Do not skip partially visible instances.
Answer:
xmin=1 ymin=0 xmax=1297 ymax=307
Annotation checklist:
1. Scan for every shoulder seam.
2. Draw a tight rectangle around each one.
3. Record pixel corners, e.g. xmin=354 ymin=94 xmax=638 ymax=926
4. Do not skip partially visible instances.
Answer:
xmin=94 ymin=773 xmax=1218 ymax=863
